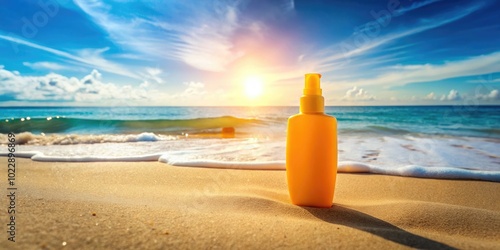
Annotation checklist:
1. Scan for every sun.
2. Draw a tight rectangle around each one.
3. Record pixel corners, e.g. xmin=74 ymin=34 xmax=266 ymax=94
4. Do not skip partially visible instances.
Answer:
xmin=244 ymin=76 xmax=264 ymax=99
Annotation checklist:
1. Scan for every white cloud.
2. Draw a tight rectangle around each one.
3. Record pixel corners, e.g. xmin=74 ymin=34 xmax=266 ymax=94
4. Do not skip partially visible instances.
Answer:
xmin=73 ymin=0 xmax=293 ymax=72
xmin=0 ymin=68 xmax=145 ymax=103
xmin=467 ymin=78 xmax=500 ymax=83
xmin=23 ymin=61 xmax=68 ymax=71
xmin=440 ymin=89 xmax=461 ymax=101
xmin=335 ymin=51 xmax=500 ymax=89
xmin=437 ymin=89 xmax=499 ymax=102
xmin=394 ymin=0 xmax=442 ymax=16
xmin=146 ymin=68 xmax=161 ymax=76
xmin=0 ymin=67 xmax=222 ymax=105
xmin=0 ymin=34 xmax=139 ymax=79
xmin=311 ymin=2 xmax=483 ymax=70
xmin=81 ymin=69 xmax=102 ymax=85
xmin=175 ymin=82 xmax=206 ymax=98
xmin=389 ymin=64 xmax=428 ymax=70
xmin=351 ymin=0 xmax=443 ymax=37
xmin=142 ymin=67 xmax=163 ymax=84
xmin=73 ymin=1 xmax=243 ymax=72
xmin=475 ymin=89 xmax=499 ymax=101
xmin=425 ymin=92 xmax=436 ymax=100
xmin=342 ymin=86 xmax=375 ymax=101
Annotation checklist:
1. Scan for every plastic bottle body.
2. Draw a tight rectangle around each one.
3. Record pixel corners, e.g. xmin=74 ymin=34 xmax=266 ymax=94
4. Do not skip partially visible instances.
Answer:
xmin=286 ymin=112 xmax=337 ymax=208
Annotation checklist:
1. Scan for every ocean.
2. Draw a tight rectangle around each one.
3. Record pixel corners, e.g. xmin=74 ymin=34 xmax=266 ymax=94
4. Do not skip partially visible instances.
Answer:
xmin=1 ymin=106 xmax=499 ymax=181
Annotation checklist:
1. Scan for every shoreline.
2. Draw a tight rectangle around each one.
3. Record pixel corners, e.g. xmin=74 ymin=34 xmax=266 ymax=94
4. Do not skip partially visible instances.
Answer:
xmin=1 ymin=158 xmax=499 ymax=249
xmin=2 ymin=150 xmax=499 ymax=182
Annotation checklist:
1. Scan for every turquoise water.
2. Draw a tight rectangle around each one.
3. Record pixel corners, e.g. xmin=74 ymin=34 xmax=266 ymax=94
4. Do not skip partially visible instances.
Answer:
xmin=1 ymin=106 xmax=499 ymax=138
xmin=1 ymin=106 xmax=499 ymax=181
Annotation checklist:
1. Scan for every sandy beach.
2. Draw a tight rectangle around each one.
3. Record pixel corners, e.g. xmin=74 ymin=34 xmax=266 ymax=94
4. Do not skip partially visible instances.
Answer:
xmin=1 ymin=157 xmax=499 ymax=249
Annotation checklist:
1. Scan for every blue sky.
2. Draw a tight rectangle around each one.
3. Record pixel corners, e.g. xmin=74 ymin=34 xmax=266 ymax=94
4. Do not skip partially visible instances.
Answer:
xmin=0 ymin=0 xmax=499 ymax=106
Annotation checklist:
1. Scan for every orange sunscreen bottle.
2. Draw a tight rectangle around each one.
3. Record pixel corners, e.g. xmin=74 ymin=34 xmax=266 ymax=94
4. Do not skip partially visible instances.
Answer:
xmin=286 ymin=73 xmax=338 ymax=208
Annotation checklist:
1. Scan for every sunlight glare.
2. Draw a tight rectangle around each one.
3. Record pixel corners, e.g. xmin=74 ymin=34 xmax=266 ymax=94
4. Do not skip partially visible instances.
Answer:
xmin=244 ymin=76 xmax=264 ymax=99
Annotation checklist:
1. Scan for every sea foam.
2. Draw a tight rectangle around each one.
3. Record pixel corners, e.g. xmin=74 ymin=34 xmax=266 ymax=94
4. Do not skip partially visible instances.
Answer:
xmin=1 ymin=132 xmax=499 ymax=182
xmin=1 ymin=151 xmax=499 ymax=182
xmin=0 ymin=132 xmax=173 ymax=145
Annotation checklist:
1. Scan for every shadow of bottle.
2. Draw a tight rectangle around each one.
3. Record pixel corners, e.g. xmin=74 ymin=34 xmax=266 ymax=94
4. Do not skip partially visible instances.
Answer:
xmin=304 ymin=204 xmax=457 ymax=249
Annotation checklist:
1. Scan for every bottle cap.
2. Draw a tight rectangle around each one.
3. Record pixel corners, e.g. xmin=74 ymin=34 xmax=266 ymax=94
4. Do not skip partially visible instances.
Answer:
xmin=304 ymin=73 xmax=322 ymax=95
xmin=300 ymin=73 xmax=324 ymax=113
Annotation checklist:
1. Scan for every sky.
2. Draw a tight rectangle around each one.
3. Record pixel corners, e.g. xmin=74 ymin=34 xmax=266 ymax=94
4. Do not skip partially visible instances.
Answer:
xmin=0 ymin=0 xmax=499 ymax=106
